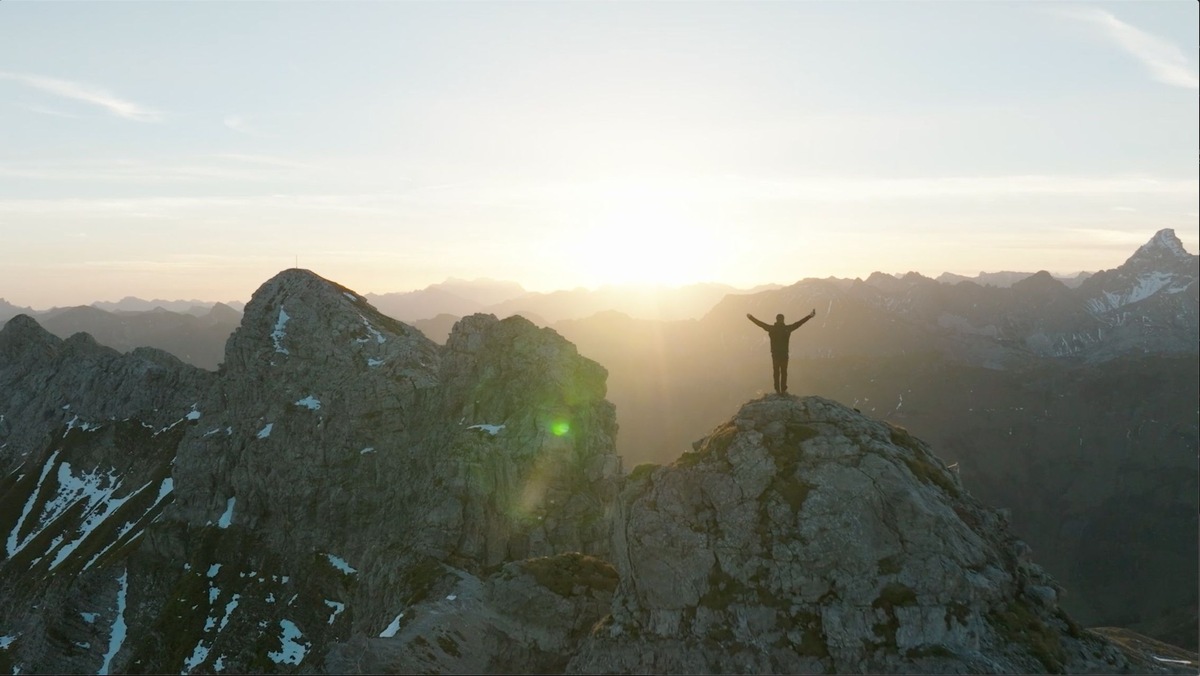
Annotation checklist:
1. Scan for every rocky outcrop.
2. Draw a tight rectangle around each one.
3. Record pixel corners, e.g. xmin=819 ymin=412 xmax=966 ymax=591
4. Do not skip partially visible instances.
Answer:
xmin=0 ymin=314 xmax=214 ymax=476
xmin=569 ymin=396 xmax=1176 ymax=674
xmin=0 ymin=269 xmax=622 ymax=675
xmin=439 ymin=313 xmax=620 ymax=565
xmin=326 ymin=552 xmax=618 ymax=674
xmin=321 ymin=396 xmax=1191 ymax=674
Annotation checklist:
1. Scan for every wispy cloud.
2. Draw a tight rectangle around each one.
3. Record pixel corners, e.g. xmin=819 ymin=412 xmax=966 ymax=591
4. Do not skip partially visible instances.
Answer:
xmin=224 ymin=115 xmax=252 ymax=134
xmin=0 ymin=156 xmax=314 ymax=183
xmin=0 ymin=174 xmax=1192 ymax=222
xmin=500 ymin=174 xmax=1199 ymax=206
xmin=223 ymin=114 xmax=273 ymax=136
xmin=0 ymin=71 xmax=162 ymax=121
xmin=0 ymin=162 xmax=246 ymax=183
xmin=22 ymin=105 xmax=83 ymax=120
xmin=211 ymin=153 xmax=316 ymax=171
xmin=76 ymin=254 xmax=283 ymax=272
xmin=1056 ymin=8 xmax=1199 ymax=89
xmin=0 ymin=192 xmax=413 ymax=218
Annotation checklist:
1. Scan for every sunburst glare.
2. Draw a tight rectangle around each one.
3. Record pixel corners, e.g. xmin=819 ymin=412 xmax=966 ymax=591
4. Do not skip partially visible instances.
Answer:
xmin=570 ymin=181 xmax=725 ymax=288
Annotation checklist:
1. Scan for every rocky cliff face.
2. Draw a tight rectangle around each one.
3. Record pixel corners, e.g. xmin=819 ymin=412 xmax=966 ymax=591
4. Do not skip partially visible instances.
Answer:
xmin=0 ymin=314 xmax=214 ymax=476
xmin=322 ymin=396 xmax=1190 ymax=674
xmin=0 ymin=270 xmax=1191 ymax=674
xmin=572 ymin=396 xmax=1128 ymax=673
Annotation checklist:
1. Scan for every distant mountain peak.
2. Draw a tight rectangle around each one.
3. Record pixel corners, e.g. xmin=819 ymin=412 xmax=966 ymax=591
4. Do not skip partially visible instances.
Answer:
xmin=1011 ymin=269 xmax=1068 ymax=295
xmin=1129 ymin=228 xmax=1191 ymax=264
xmin=0 ymin=312 xmax=46 ymax=337
xmin=0 ymin=314 xmax=59 ymax=360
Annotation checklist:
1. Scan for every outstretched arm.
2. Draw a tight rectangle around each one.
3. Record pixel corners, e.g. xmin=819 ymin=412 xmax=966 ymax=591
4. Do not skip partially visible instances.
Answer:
xmin=747 ymin=313 xmax=770 ymax=330
xmin=789 ymin=309 xmax=817 ymax=330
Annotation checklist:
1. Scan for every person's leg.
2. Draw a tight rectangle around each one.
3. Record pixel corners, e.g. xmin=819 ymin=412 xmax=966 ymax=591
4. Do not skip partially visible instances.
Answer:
xmin=780 ymin=356 xmax=789 ymax=393
xmin=772 ymin=355 xmax=782 ymax=393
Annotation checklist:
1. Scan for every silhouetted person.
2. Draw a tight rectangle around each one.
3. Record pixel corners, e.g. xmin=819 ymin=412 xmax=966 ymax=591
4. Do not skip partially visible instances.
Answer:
xmin=747 ymin=310 xmax=816 ymax=394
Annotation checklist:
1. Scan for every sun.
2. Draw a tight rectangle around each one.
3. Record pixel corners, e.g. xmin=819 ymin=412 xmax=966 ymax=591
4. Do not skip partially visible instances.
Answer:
xmin=573 ymin=183 xmax=721 ymax=288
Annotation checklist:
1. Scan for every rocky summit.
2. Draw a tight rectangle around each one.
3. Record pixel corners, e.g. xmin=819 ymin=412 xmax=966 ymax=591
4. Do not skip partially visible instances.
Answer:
xmin=571 ymin=397 xmax=1141 ymax=673
xmin=0 ymin=269 xmax=1192 ymax=674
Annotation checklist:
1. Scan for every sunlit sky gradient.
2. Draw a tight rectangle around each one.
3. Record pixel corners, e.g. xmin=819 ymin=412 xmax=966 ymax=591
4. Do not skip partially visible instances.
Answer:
xmin=1 ymin=1 xmax=1197 ymax=308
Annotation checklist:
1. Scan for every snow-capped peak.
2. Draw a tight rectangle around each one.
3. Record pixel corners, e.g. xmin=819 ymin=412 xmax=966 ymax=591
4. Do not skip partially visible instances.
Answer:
xmin=1130 ymin=228 xmax=1191 ymax=263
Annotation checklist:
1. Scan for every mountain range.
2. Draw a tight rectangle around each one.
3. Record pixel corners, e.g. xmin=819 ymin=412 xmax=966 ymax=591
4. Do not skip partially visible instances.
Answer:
xmin=1 ymin=267 xmax=1195 ymax=673
xmin=0 ymin=303 xmax=242 ymax=372
xmin=366 ymin=279 xmax=782 ymax=325
xmin=0 ymin=229 xmax=1195 ymax=658
xmin=936 ymin=270 xmax=1093 ymax=288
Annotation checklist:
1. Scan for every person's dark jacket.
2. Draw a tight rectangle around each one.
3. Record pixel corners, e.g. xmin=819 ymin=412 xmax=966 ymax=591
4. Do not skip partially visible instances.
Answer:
xmin=748 ymin=314 xmax=813 ymax=357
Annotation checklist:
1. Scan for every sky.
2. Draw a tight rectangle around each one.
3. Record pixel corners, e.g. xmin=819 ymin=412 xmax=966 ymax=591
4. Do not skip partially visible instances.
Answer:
xmin=1 ymin=1 xmax=1197 ymax=308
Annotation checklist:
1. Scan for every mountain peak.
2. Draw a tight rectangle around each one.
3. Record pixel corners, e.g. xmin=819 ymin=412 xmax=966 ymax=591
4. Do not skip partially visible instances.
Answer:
xmin=1011 ymin=269 xmax=1068 ymax=295
xmin=0 ymin=313 xmax=51 ymax=339
xmin=241 ymin=268 xmax=386 ymax=329
xmin=253 ymin=267 xmax=346 ymax=299
xmin=0 ymin=313 xmax=61 ymax=361
xmin=223 ymin=268 xmax=435 ymax=376
xmin=569 ymin=394 xmax=1161 ymax=673
xmin=1129 ymin=228 xmax=1192 ymax=264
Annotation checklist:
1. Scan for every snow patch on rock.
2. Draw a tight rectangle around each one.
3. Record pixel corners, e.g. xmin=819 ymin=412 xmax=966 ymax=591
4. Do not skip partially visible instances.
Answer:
xmin=267 ymin=620 xmax=309 ymax=665
xmin=271 ymin=308 xmax=291 ymax=355
xmin=294 ymin=396 xmax=321 ymax=411
xmin=98 ymin=569 xmax=128 ymax=675
xmin=324 ymin=553 xmax=357 ymax=575
xmin=379 ymin=613 xmax=404 ymax=638
xmin=217 ymin=497 xmax=236 ymax=529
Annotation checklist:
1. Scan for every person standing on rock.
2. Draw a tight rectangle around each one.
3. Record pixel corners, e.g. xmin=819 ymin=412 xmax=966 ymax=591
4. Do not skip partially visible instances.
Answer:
xmin=747 ymin=310 xmax=816 ymax=395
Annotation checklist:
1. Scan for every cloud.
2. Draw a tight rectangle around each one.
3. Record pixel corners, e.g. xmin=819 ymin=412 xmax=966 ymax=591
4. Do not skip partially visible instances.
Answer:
xmin=0 ymin=158 xmax=295 ymax=183
xmin=0 ymin=71 xmax=162 ymax=121
xmin=223 ymin=114 xmax=276 ymax=137
xmin=223 ymin=115 xmax=252 ymax=134
xmin=0 ymin=174 xmax=1192 ymax=223
xmin=211 ymin=153 xmax=315 ymax=171
xmin=1056 ymin=8 xmax=1199 ymax=89
xmin=0 ymin=192 xmax=413 ymax=218
xmin=22 ymin=105 xmax=82 ymax=119
xmin=503 ymin=174 xmax=1198 ymax=206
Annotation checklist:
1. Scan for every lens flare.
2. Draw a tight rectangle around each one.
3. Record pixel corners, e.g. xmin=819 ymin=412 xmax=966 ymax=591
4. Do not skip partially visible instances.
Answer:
xmin=551 ymin=420 xmax=571 ymax=437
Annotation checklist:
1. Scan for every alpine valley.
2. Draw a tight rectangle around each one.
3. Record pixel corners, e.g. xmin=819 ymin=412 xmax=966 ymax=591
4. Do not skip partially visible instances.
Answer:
xmin=0 ymin=230 xmax=1195 ymax=673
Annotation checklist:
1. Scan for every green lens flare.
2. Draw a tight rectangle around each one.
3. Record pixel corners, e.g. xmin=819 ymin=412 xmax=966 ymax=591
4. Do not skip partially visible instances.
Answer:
xmin=551 ymin=420 xmax=571 ymax=437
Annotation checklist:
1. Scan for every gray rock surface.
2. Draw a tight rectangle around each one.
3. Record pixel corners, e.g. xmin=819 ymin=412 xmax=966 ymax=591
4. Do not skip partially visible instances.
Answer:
xmin=326 ymin=553 xmax=617 ymax=674
xmin=0 ymin=314 xmax=213 ymax=476
xmin=569 ymin=396 xmax=1177 ymax=674
xmin=0 ymin=269 xmax=621 ymax=675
